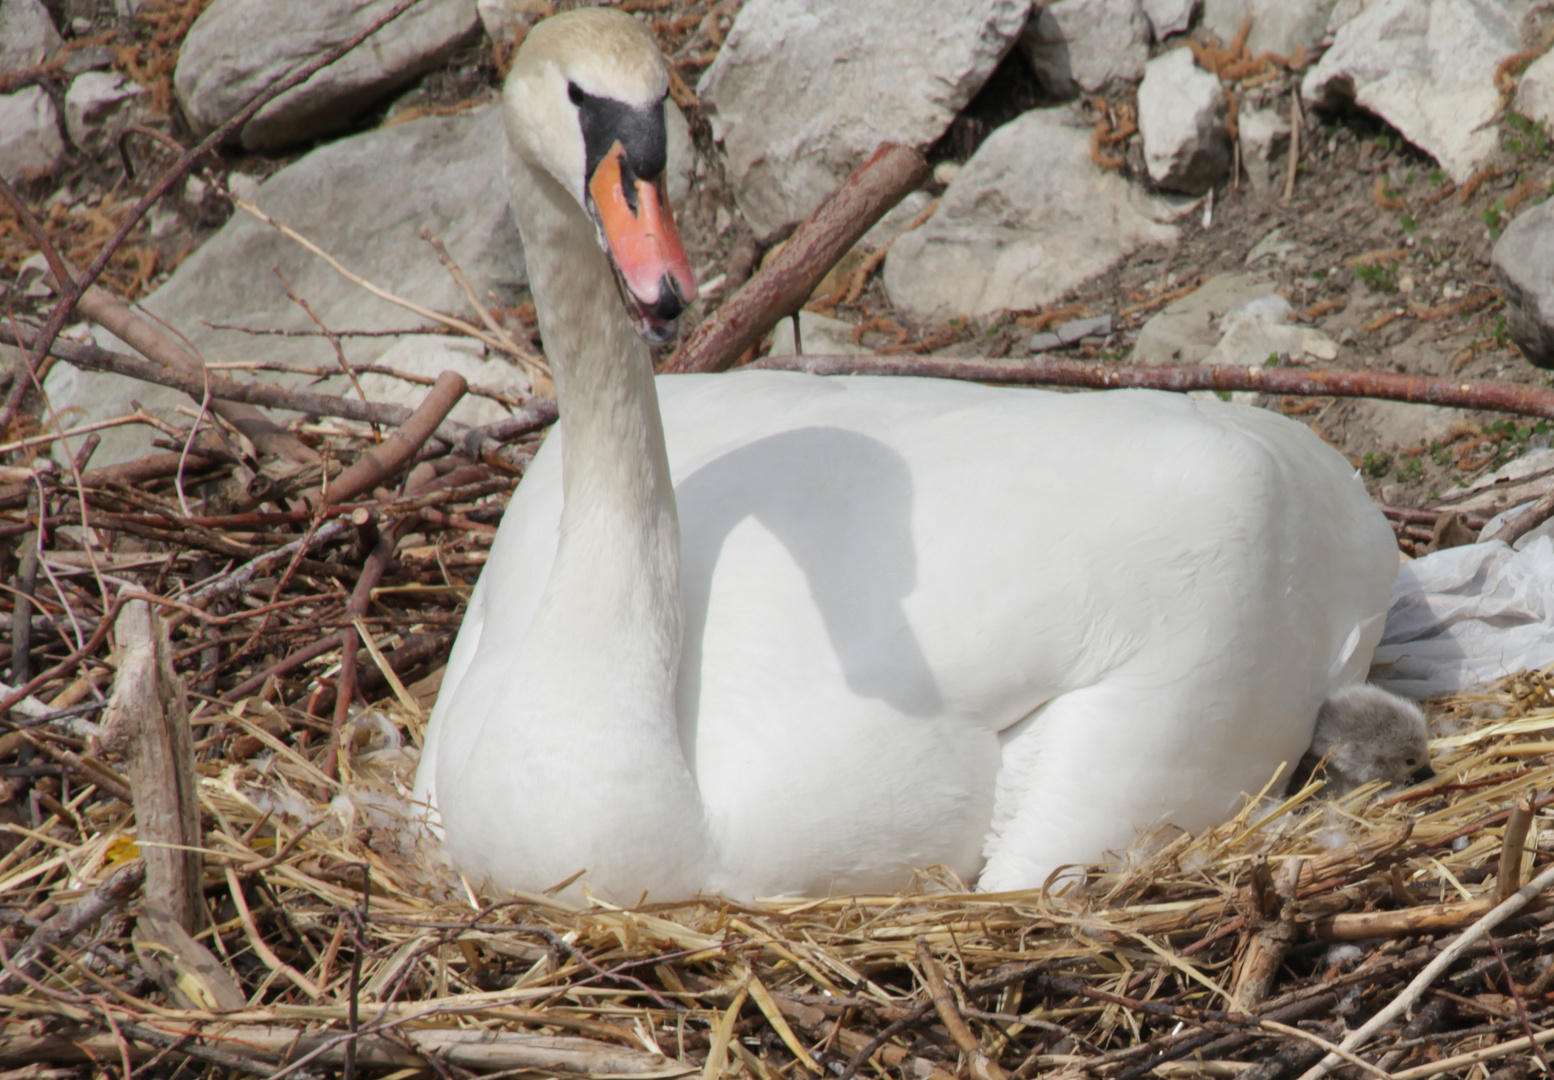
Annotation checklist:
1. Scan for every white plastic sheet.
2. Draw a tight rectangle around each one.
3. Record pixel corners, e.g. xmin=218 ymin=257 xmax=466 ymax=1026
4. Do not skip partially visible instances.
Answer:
xmin=1371 ymin=536 xmax=1554 ymax=699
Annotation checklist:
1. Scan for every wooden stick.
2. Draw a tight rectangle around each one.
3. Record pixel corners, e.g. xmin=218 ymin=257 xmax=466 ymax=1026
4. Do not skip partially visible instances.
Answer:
xmin=308 ymin=370 xmax=467 ymax=510
xmin=753 ymin=353 xmax=1554 ymax=421
xmin=665 ymin=143 xmax=929 ymax=374
xmin=99 ymin=600 xmax=202 ymax=933
xmin=1484 ymin=487 xmax=1554 ymax=546
xmin=1497 ymin=798 xmax=1536 ymax=901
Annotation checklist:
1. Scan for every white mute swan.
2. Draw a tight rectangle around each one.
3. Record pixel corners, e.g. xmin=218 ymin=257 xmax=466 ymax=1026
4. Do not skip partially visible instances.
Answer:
xmin=413 ymin=8 xmax=1398 ymax=899
xmin=1290 ymin=684 xmax=1434 ymax=797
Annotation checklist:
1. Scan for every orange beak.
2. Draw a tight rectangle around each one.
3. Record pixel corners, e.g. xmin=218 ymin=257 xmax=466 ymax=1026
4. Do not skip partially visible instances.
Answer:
xmin=587 ymin=142 xmax=698 ymax=344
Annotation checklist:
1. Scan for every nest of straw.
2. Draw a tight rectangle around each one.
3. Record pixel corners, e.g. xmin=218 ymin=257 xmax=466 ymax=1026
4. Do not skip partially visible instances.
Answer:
xmin=5 ymin=570 xmax=1554 ymax=1080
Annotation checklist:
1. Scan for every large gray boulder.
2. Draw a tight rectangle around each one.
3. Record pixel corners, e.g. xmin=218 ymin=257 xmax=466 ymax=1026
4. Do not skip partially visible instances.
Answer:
xmin=698 ymin=0 xmax=1028 ymax=237
xmin=1493 ymin=198 xmax=1554 ymax=370
xmin=883 ymin=108 xmax=1178 ymax=320
xmin=0 ymin=86 xmax=65 ymax=182
xmin=1201 ymin=0 xmax=1341 ymax=57
xmin=46 ymin=106 xmax=529 ymax=466
xmin=174 ymin=0 xmax=479 ymax=152
xmin=1020 ymin=0 xmax=1149 ymax=97
xmin=1303 ymin=0 xmax=1529 ymax=184
xmin=0 ymin=0 xmax=63 ymax=73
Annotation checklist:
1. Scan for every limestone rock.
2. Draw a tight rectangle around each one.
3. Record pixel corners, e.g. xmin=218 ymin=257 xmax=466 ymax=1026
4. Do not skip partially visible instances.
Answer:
xmin=767 ymin=311 xmax=868 ymax=356
xmin=884 ymin=108 xmax=1177 ymax=320
xmin=174 ymin=0 xmax=479 ymax=152
xmin=475 ymin=0 xmax=549 ymax=49
xmin=1020 ymin=0 xmax=1149 ymax=97
xmin=1132 ymin=272 xmax=1275 ymax=365
xmin=1515 ymin=49 xmax=1554 ymax=131
xmin=361 ymin=336 xmax=528 ymax=427
xmin=699 ymin=0 xmax=1028 ymax=236
xmin=0 ymin=86 xmax=66 ymax=182
xmin=63 ymin=72 xmax=151 ymax=155
xmin=0 ymin=0 xmax=63 ymax=72
xmin=45 ymin=107 xmax=529 ymax=466
xmin=1238 ymin=106 xmax=1289 ymax=192
xmin=1142 ymin=0 xmax=1198 ymax=39
xmin=1493 ymin=197 xmax=1554 ymax=369
xmin=1201 ymin=0 xmax=1340 ymax=57
xmin=1139 ymin=48 xmax=1229 ymax=196
xmin=1302 ymin=0 xmax=1529 ymax=183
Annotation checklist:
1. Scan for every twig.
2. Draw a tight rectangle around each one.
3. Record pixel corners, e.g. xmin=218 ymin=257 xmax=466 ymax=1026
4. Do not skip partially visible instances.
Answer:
xmin=665 ymin=142 xmax=929 ymax=374
xmin=420 ymin=227 xmax=549 ymax=380
xmin=307 ymin=370 xmax=467 ymax=510
xmin=1484 ymin=486 xmax=1554 ymax=546
xmin=752 ymin=353 xmax=1554 ymax=422
xmin=1282 ymin=87 xmax=1301 ymax=203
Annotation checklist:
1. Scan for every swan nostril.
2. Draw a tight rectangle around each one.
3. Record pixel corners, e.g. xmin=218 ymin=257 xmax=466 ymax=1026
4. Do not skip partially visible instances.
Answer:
xmin=649 ymin=274 xmax=685 ymax=322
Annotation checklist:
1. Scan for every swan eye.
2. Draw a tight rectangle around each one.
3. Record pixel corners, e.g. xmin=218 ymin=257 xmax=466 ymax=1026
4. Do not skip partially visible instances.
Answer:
xmin=568 ymin=82 xmax=585 ymax=106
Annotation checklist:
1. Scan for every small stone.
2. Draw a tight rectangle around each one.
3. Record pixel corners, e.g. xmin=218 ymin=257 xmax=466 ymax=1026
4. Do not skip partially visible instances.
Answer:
xmin=1515 ymin=49 xmax=1554 ymax=131
xmin=1139 ymin=48 xmax=1230 ymax=195
xmin=63 ymin=45 xmax=115 ymax=75
xmin=1493 ymin=198 xmax=1554 ymax=369
xmin=63 ymin=71 xmax=151 ymax=155
xmin=1055 ymin=314 xmax=1114 ymax=344
xmin=1397 ymin=274 xmax=1414 ymax=294
xmin=0 ymin=85 xmax=66 ymax=182
xmin=767 ymin=311 xmax=869 ymax=356
xmin=1020 ymin=0 xmax=1149 ymax=97
xmin=0 ymin=0 xmax=64 ymax=73
xmin=16 ymin=252 xmax=54 ymax=297
xmin=932 ymin=161 xmax=962 ymax=187
xmin=1142 ymin=0 xmax=1198 ymax=38
xmin=1238 ymin=106 xmax=1290 ymax=193
xmin=1028 ymin=331 xmax=1064 ymax=352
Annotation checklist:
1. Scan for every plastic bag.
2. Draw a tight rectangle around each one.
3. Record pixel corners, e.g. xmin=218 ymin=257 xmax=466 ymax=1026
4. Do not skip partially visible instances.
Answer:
xmin=1370 ymin=536 xmax=1554 ymax=699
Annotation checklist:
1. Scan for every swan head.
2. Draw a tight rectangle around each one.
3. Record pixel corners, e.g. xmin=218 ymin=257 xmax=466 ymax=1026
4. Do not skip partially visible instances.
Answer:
xmin=1312 ymin=684 xmax=1435 ymax=794
xmin=505 ymin=8 xmax=698 ymax=345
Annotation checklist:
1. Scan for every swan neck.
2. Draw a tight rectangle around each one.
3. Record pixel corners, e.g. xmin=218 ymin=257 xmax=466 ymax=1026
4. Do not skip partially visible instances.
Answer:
xmin=510 ymin=154 xmax=683 ymax=680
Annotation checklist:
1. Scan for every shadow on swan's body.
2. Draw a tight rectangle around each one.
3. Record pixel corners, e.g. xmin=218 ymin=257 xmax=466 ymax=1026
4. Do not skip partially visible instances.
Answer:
xmin=412 ymin=7 xmax=1400 ymax=900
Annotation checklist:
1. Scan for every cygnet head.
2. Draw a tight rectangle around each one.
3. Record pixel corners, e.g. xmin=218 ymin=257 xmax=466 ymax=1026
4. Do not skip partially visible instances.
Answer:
xmin=504 ymin=8 xmax=697 ymax=343
xmin=1308 ymin=684 xmax=1434 ymax=796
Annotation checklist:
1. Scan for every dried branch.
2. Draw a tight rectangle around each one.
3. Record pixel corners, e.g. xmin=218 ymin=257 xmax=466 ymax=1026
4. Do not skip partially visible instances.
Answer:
xmin=0 ymin=860 xmax=144 ymax=993
xmin=753 ymin=353 xmax=1554 ymax=421
xmin=665 ymin=143 xmax=929 ymax=374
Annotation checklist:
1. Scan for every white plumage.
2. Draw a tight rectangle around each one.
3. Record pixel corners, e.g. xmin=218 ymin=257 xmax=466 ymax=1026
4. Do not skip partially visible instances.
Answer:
xmin=412 ymin=8 xmax=1398 ymax=900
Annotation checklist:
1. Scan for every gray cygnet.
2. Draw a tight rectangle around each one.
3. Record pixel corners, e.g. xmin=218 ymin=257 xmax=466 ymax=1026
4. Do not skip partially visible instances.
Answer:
xmin=1288 ymin=684 xmax=1435 ymax=797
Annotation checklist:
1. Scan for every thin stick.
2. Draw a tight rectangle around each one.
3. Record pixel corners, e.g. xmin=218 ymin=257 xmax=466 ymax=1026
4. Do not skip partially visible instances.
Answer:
xmin=1282 ymin=88 xmax=1301 ymax=203
xmin=753 ymin=353 xmax=1554 ymax=422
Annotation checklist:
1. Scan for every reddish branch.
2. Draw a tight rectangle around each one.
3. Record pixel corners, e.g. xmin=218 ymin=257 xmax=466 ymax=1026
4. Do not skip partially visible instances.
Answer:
xmin=309 ymin=370 xmax=467 ymax=509
xmin=752 ymin=353 xmax=1554 ymax=421
xmin=665 ymin=143 xmax=929 ymax=374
